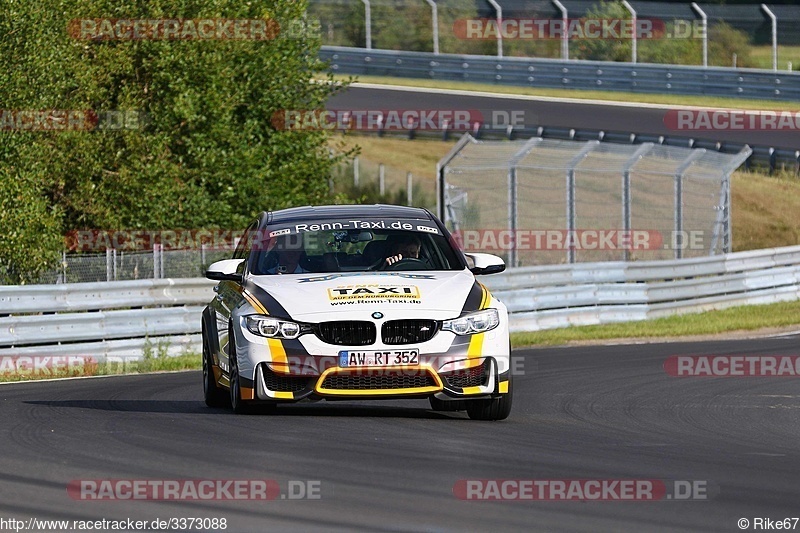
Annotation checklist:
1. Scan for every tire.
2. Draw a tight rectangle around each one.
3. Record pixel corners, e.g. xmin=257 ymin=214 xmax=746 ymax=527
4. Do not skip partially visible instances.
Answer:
xmin=466 ymin=376 xmax=513 ymax=421
xmin=429 ymin=396 xmax=467 ymax=412
xmin=202 ymin=326 xmax=230 ymax=408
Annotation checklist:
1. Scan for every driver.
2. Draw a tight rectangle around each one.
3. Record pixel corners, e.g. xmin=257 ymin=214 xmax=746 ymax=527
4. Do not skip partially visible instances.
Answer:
xmin=265 ymin=236 xmax=309 ymax=274
xmin=384 ymin=234 xmax=421 ymax=267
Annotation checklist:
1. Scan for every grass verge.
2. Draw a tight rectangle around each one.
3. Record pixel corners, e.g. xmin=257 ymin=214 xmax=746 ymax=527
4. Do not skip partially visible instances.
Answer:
xmin=0 ymin=352 xmax=201 ymax=383
xmin=327 ymin=75 xmax=800 ymax=111
xmin=511 ymin=299 xmax=800 ymax=347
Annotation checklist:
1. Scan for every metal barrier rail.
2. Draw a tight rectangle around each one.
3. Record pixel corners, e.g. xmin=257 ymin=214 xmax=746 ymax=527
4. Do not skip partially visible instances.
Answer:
xmin=321 ymin=46 xmax=800 ymax=101
xmin=3 ymin=244 xmax=800 ymax=355
xmin=482 ymin=244 xmax=800 ymax=331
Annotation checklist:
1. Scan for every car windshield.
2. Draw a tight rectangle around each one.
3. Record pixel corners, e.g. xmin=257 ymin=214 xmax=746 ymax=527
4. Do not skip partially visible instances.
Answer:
xmin=248 ymin=218 xmax=464 ymax=274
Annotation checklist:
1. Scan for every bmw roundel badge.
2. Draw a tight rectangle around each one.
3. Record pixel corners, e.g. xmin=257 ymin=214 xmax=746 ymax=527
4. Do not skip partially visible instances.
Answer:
xmin=372 ymin=312 xmax=384 ymax=319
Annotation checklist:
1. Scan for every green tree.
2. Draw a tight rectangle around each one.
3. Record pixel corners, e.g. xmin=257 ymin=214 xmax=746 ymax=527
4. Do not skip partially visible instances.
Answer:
xmin=0 ymin=0 xmax=347 ymax=284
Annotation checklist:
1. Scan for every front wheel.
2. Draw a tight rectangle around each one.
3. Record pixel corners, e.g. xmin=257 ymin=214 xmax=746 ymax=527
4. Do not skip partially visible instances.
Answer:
xmin=466 ymin=376 xmax=513 ymax=421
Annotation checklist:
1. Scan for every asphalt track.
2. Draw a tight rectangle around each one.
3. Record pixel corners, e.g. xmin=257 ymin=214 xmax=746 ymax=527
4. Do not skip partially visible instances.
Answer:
xmin=327 ymin=85 xmax=800 ymax=150
xmin=2 ymin=336 xmax=800 ymax=532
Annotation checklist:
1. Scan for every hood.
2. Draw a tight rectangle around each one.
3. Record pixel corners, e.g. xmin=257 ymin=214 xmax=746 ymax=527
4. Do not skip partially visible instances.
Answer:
xmin=246 ymin=270 xmax=476 ymax=321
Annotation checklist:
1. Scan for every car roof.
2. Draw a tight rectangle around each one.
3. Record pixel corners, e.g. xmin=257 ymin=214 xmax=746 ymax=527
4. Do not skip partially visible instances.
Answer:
xmin=262 ymin=204 xmax=435 ymax=226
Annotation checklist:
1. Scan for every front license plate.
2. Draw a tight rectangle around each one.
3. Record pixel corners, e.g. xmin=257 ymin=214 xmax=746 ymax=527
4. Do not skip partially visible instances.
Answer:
xmin=338 ymin=349 xmax=419 ymax=367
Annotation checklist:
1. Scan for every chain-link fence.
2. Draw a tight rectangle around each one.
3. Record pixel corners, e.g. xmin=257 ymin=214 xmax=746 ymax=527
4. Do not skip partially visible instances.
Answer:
xmin=34 ymin=248 xmax=231 ymax=285
xmin=439 ymin=134 xmax=751 ymax=266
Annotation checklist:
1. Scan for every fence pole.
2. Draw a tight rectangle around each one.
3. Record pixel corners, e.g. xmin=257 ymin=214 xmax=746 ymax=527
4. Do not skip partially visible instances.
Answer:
xmin=360 ymin=0 xmax=372 ymax=50
xmin=566 ymin=141 xmax=599 ymax=263
xmin=552 ymin=0 xmax=569 ymax=60
xmin=486 ymin=0 xmax=503 ymax=58
xmin=508 ymin=138 xmax=542 ymax=267
xmin=761 ymin=5 xmax=778 ymax=72
xmin=407 ymin=172 xmax=413 ymax=206
xmin=106 ymin=249 xmax=112 ymax=281
xmin=379 ymin=163 xmax=385 ymax=195
xmin=436 ymin=133 xmax=474 ymax=223
xmin=424 ymin=0 xmax=439 ymax=55
xmin=691 ymin=3 xmax=708 ymax=67
xmin=622 ymin=143 xmax=654 ymax=261
xmin=622 ymin=1 xmax=637 ymax=64
xmin=674 ymin=149 xmax=706 ymax=259
xmin=353 ymin=156 xmax=359 ymax=187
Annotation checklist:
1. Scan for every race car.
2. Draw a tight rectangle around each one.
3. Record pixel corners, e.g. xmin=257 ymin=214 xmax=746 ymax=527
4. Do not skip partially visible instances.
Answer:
xmin=201 ymin=204 xmax=512 ymax=420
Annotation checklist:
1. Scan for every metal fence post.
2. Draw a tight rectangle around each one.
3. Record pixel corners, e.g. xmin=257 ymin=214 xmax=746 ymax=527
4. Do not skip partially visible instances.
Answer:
xmin=106 ymin=249 xmax=112 ymax=281
xmin=486 ymin=0 xmax=503 ymax=58
xmin=622 ymin=0 xmax=637 ymax=64
xmin=674 ymin=149 xmax=706 ymax=259
xmin=424 ymin=0 xmax=439 ymax=55
xmin=436 ymin=133 xmax=474 ymax=223
xmin=761 ymin=5 xmax=778 ymax=72
xmin=566 ymin=141 xmax=599 ymax=263
xmin=360 ymin=0 xmax=372 ymax=50
xmin=379 ymin=163 xmax=385 ymax=195
xmin=407 ymin=172 xmax=413 ymax=206
xmin=691 ymin=3 xmax=708 ymax=68
xmin=622 ymin=143 xmax=653 ymax=261
xmin=713 ymin=146 xmax=753 ymax=254
xmin=354 ymin=156 xmax=359 ymax=187
xmin=552 ymin=0 xmax=569 ymax=61
xmin=508 ymin=138 xmax=542 ymax=267
xmin=153 ymin=244 xmax=161 ymax=279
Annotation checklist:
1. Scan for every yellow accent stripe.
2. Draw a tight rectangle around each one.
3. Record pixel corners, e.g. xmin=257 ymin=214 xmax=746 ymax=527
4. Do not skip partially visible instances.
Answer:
xmin=272 ymin=391 xmax=294 ymax=400
xmin=240 ymin=287 xmax=289 ymax=370
xmin=467 ymin=332 xmax=485 ymax=357
xmin=267 ymin=338 xmax=288 ymax=368
xmin=461 ymin=385 xmax=484 ymax=395
xmin=314 ymin=366 xmax=443 ymax=396
xmin=478 ymin=282 xmax=491 ymax=310
xmin=499 ymin=380 xmax=509 ymax=394
xmin=242 ymin=289 xmax=268 ymax=315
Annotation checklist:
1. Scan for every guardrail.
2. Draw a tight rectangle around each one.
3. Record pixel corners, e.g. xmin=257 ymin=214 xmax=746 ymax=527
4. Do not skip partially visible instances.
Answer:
xmin=321 ymin=46 xmax=800 ymax=101
xmin=0 ymin=279 xmax=216 ymax=358
xmin=484 ymin=245 xmax=800 ymax=331
xmin=3 ymin=244 xmax=800 ymax=356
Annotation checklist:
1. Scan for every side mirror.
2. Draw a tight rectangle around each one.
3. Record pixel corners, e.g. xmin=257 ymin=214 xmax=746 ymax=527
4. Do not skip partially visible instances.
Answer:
xmin=205 ymin=259 xmax=245 ymax=283
xmin=465 ymin=253 xmax=506 ymax=275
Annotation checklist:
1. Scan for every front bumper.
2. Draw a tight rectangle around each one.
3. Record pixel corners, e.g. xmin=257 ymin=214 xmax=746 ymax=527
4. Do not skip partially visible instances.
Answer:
xmin=253 ymin=356 xmax=508 ymax=402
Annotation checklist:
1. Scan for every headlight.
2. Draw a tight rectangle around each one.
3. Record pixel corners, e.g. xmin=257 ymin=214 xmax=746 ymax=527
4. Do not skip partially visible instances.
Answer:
xmin=245 ymin=316 xmax=304 ymax=339
xmin=442 ymin=309 xmax=500 ymax=335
